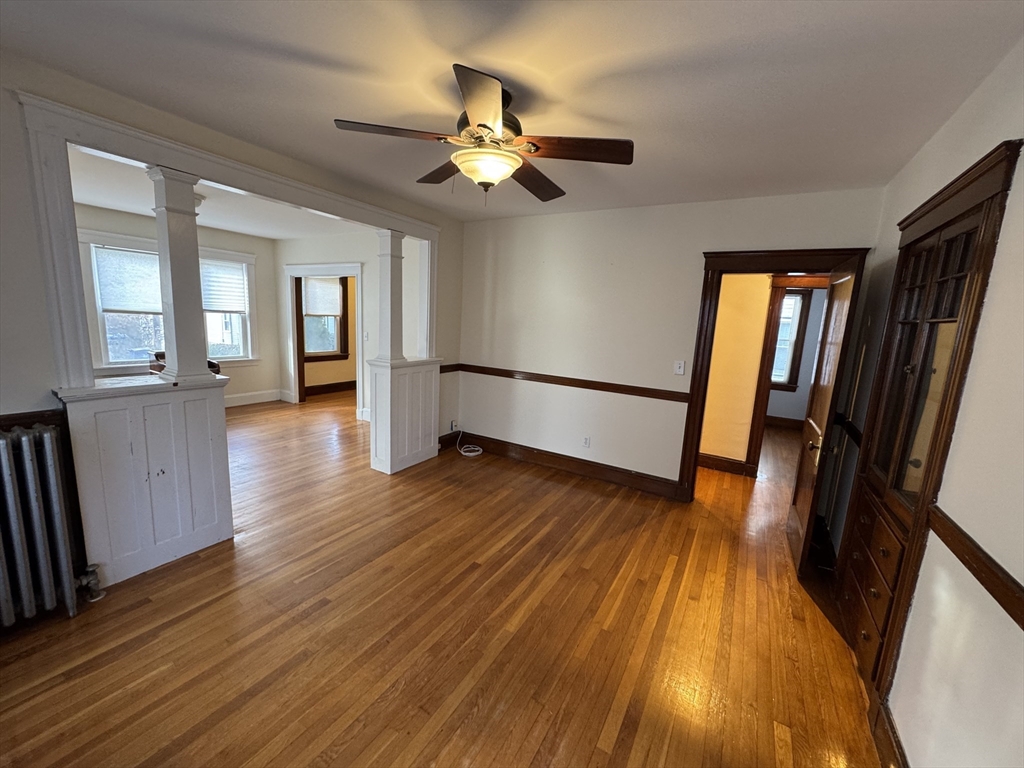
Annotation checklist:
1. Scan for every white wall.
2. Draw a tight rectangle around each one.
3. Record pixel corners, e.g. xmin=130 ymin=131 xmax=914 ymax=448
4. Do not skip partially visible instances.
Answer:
xmin=700 ymin=273 xmax=771 ymax=461
xmin=767 ymin=288 xmax=827 ymax=421
xmin=73 ymin=204 xmax=282 ymax=406
xmin=0 ymin=47 xmax=463 ymax=428
xmin=862 ymin=39 xmax=1024 ymax=767
xmin=459 ymin=187 xmax=882 ymax=478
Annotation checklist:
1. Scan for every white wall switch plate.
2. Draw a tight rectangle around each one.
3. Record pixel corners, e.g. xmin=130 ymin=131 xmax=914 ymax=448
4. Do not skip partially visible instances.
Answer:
xmin=582 ymin=436 xmax=591 ymax=448
xmin=674 ymin=361 xmax=686 ymax=375
xmin=364 ymin=331 xmax=369 ymax=341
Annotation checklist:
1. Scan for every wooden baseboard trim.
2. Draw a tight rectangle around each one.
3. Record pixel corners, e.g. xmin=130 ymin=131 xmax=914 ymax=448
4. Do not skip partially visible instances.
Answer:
xmin=698 ymin=453 xmax=757 ymax=477
xmin=440 ymin=363 xmax=689 ymax=403
xmin=460 ymin=432 xmax=680 ymax=498
xmin=438 ymin=431 xmax=459 ymax=451
xmin=928 ymin=505 xmax=1024 ymax=629
xmin=304 ymin=380 xmax=356 ymax=397
xmin=764 ymin=415 xmax=803 ymax=430
xmin=873 ymin=704 xmax=909 ymax=768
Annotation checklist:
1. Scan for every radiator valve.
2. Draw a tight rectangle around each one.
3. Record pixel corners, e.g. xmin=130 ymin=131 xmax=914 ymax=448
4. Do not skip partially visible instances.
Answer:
xmin=77 ymin=565 xmax=106 ymax=603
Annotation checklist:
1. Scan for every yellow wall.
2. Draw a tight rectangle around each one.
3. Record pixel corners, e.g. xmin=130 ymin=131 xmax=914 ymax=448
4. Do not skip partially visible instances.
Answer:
xmin=699 ymin=273 xmax=772 ymax=460
xmin=304 ymin=277 xmax=358 ymax=387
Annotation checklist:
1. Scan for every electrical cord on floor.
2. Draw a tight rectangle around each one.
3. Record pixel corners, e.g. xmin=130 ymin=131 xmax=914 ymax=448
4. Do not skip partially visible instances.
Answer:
xmin=456 ymin=430 xmax=482 ymax=457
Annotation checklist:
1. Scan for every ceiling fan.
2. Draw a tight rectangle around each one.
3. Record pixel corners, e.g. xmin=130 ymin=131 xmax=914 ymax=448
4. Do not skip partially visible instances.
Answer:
xmin=334 ymin=64 xmax=634 ymax=202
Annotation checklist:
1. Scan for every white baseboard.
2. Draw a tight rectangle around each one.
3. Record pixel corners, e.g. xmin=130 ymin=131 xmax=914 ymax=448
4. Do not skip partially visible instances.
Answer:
xmin=279 ymin=389 xmax=298 ymax=404
xmin=224 ymin=389 xmax=281 ymax=408
xmin=357 ymin=407 xmax=371 ymax=422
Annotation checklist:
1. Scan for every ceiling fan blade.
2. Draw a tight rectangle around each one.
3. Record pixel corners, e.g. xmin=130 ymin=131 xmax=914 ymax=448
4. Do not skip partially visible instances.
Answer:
xmin=334 ymin=119 xmax=452 ymax=143
xmin=511 ymin=158 xmax=565 ymax=202
xmin=417 ymin=161 xmax=460 ymax=184
xmin=452 ymin=64 xmax=503 ymax=137
xmin=515 ymin=136 xmax=634 ymax=165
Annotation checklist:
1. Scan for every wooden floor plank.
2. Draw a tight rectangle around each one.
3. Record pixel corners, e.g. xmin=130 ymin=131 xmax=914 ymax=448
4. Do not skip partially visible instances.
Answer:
xmin=0 ymin=393 xmax=878 ymax=767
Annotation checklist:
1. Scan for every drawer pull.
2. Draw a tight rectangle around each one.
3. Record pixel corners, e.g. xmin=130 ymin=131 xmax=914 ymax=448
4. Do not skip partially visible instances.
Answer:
xmin=879 ymin=547 xmax=890 ymax=558
xmin=869 ymin=588 xmax=880 ymax=599
xmin=860 ymin=515 xmax=870 ymax=524
xmin=860 ymin=630 xmax=870 ymax=641
xmin=852 ymin=552 xmax=861 ymax=560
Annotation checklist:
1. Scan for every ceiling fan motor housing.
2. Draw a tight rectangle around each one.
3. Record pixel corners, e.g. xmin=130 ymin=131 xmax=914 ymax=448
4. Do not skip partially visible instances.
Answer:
xmin=457 ymin=109 xmax=523 ymax=144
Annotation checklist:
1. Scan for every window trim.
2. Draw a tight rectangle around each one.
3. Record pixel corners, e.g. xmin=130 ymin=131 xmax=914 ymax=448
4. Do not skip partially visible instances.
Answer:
xmin=769 ymin=288 xmax=812 ymax=392
xmin=302 ymin=276 xmax=350 ymax=363
xmin=77 ymin=229 xmax=259 ymax=373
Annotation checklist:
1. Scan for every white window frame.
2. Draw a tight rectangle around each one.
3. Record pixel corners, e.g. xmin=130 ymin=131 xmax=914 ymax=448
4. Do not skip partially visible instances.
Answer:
xmin=77 ymin=229 xmax=259 ymax=375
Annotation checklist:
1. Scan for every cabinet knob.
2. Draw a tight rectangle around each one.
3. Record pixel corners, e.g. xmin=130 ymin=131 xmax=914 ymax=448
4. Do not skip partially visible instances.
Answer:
xmin=860 ymin=630 xmax=870 ymax=641
xmin=860 ymin=516 xmax=870 ymax=525
xmin=903 ymin=363 xmax=917 ymax=375
xmin=869 ymin=588 xmax=880 ymax=599
xmin=879 ymin=547 xmax=890 ymax=558
xmin=808 ymin=441 xmax=820 ymax=452
xmin=852 ymin=552 xmax=860 ymax=560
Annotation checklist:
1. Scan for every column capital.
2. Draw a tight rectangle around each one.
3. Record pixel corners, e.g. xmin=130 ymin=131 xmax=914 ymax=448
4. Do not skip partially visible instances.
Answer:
xmin=145 ymin=165 xmax=201 ymax=186
xmin=147 ymin=166 xmax=201 ymax=217
xmin=377 ymin=229 xmax=405 ymax=257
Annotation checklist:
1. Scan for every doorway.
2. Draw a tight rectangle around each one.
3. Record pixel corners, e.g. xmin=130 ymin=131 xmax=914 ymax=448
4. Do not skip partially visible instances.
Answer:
xmin=293 ymin=275 xmax=359 ymax=404
xmin=679 ymin=248 xmax=869 ymax=576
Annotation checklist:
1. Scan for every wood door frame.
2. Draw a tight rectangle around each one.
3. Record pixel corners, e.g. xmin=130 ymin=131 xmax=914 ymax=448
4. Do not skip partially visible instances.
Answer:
xmin=293 ymin=277 xmax=307 ymax=403
xmin=678 ymin=248 xmax=870 ymax=501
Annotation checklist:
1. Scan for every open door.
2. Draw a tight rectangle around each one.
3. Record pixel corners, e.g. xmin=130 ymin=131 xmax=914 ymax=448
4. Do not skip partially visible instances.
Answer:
xmin=787 ymin=256 xmax=861 ymax=574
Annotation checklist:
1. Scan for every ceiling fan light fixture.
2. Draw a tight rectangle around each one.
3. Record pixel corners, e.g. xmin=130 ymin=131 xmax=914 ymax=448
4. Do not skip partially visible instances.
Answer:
xmin=451 ymin=146 xmax=522 ymax=189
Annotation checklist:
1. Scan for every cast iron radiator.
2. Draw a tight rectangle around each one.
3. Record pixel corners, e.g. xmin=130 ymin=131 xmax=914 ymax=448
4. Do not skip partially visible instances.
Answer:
xmin=0 ymin=425 xmax=79 ymax=627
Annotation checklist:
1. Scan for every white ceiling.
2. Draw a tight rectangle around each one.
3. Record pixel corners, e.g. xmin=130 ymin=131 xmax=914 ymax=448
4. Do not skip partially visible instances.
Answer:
xmin=4 ymin=1 xmax=1023 ymax=221
xmin=68 ymin=146 xmax=370 ymax=240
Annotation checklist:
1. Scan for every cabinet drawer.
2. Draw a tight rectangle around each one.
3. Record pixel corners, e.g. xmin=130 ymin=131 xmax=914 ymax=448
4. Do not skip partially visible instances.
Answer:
xmin=851 ymin=494 xmax=877 ymax=549
xmin=869 ymin=514 xmax=903 ymax=589
xmin=849 ymin=535 xmax=894 ymax=633
xmin=840 ymin=568 xmax=882 ymax=682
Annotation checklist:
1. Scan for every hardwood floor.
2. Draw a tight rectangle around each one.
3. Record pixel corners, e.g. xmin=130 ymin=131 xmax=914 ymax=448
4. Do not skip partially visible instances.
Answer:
xmin=0 ymin=395 xmax=878 ymax=767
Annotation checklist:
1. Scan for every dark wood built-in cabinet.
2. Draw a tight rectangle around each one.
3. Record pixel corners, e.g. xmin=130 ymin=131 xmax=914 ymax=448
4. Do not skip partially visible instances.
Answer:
xmin=834 ymin=140 xmax=1022 ymax=760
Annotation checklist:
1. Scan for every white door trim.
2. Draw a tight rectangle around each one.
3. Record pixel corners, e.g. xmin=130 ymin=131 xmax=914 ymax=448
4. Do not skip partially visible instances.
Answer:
xmin=283 ymin=263 xmax=365 ymax=414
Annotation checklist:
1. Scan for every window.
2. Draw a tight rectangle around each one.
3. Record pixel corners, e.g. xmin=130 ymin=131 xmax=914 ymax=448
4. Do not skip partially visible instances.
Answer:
xmin=91 ymin=246 xmax=165 ymax=364
xmin=80 ymin=230 xmax=258 ymax=370
xmin=303 ymin=277 xmax=348 ymax=360
xmin=200 ymin=259 xmax=251 ymax=359
xmin=770 ymin=289 xmax=812 ymax=391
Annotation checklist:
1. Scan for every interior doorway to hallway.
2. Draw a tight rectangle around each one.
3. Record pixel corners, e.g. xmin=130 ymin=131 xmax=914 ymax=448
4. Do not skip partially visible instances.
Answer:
xmin=680 ymin=248 xmax=869 ymax=577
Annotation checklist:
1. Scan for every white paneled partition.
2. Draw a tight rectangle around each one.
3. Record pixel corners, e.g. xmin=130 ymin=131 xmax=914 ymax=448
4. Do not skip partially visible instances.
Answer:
xmin=368 ymin=358 xmax=440 ymax=474
xmin=57 ymin=376 xmax=233 ymax=586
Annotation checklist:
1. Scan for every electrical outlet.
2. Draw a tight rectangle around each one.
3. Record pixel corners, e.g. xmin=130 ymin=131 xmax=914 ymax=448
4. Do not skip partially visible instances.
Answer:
xmin=582 ymin=436 xmax=591 ymax=448
xmin=674 ymin=360 xmax=686 ymax=375
xmin=363 ymin=331 xmax=369 ymax=341
xmin=450 ymin=420 xmax=458 ymax=432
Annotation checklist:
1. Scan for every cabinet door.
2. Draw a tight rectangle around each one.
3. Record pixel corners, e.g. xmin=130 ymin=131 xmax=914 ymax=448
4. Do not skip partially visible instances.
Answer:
xmin=867 ymin=209 xmax=983 ymax=521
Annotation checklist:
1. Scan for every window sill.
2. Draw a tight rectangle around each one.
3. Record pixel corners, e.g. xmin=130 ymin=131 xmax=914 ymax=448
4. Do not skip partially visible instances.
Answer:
xmin=218 ymin=358 xmax=262 ymax=369
xmin=304 ymin=354 xmax=350 ymax=363
xmin=95 ymin=364 xmax=153 ymax=377
xmin=771 ymin=382 xmax=799 ymax=392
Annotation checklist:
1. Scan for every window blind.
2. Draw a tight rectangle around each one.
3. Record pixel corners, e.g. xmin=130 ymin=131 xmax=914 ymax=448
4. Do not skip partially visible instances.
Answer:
xmin=200 ymin=260 xmax=249 ymax=313
xmin=303 ymin=277 xmax=341 ymax=317
xmin=94 ymin=247 xmax=163 ymax=313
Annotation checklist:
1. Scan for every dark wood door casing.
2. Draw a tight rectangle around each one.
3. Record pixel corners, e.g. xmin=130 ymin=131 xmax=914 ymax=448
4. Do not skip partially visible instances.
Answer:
xmin=678 ymin=249 xmax=869 ymax=502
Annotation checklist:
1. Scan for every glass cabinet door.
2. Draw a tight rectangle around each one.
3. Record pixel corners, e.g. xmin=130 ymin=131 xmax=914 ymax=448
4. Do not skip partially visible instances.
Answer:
xmin=869 ymin=210 xmax=981 ymax=512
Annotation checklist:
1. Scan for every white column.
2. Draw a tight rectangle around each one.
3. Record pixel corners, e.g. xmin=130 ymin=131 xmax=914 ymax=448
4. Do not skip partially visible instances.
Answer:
xmin=147 ymin=166 xmax=212 ymax=382
xmin=376 ymin=229 xmax=405 ymax=362
xmin=368 ymin=229 xmax=440 ymax=474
